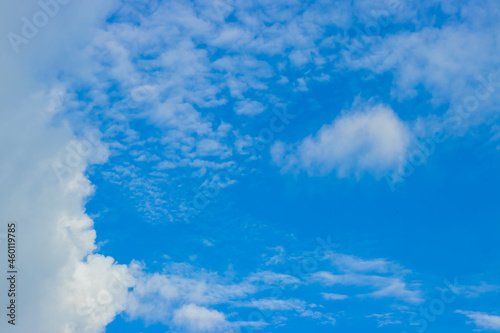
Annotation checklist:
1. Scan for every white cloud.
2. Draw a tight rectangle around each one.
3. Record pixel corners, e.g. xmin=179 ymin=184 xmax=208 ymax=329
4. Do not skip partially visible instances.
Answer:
xmin=300 ymin=310 xmax=337 ymax=326
xmin=311 ymin=271 xmax=422 ymax=304
xmin=444 ymin=282 xmax=500 ymax=299
xmin=234 ymin=298 xmax=306 ymax=312
xmin=203 ymin=238 xmax=215 ymax=246
xmin=0 ymin=2 xmax=133 ymax=333
xmin=325 ymin=252 xmax=400 ymax=274
xmin=348 ymin=24 xmax=500 ymax=103
xmin=272 ymin=103 xmax=412 ymax=177
xmin=0 ymin=87 xmax=133 ymax=333
xmin=342 ymin=0 xmax=500 ymax=131
xmin=196 ymin=139 xmax=232 ymax=158
xmin=322 ymin=293 xmax=349 ymax=301
xmin=0 ymin=88 xmax=134 ymax=333
xmin=124 ymin=248 xmax=421 ymax=330
xmin=264 ymin=246 xmax=287 ymax=265
xmin=58 ymin=255 xmax=134 ymax=333
xmin=366 ymin=313 xmax=402 ymax=328
xmin=38 ymin=0 xmax=354 ymax=222
xmin=173 ymin=304 xmax=231 ymax=332
xmin=125 ymin=262 xmax=257 ymax=326
xmin=247 ymin=271 xmax=301 ymax=286
xmin=124 ymin=260 xmax=332 ymax=330
xmin=456 ymin=310 xmax=500 ymax=331
xmin=308 ymin=251 xmax=421 ymax=305
xmin=234 ymin=99 xmax=267 ymax=116
xmin=233 ymin=298 xmax=336 ymax=326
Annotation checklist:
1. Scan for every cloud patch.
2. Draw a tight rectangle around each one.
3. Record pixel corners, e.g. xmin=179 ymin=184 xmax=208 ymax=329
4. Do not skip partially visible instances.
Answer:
xmin=456 ymin=310 xmax=500 ymax=331
xmin=271 ymin=103 xmax=412 ymax=177
xmin=173 ymin=304 xmax=231 ymax=332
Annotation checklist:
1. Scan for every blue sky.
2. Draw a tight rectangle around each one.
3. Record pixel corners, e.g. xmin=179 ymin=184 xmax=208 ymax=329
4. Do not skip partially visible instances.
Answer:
xmin=1 ymin=0 xmax=500 ymax=332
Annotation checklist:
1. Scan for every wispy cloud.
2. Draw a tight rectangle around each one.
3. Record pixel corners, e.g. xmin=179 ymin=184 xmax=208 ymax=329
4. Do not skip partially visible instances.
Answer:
xmin=456 ymin=310 xmax=500 ymax=331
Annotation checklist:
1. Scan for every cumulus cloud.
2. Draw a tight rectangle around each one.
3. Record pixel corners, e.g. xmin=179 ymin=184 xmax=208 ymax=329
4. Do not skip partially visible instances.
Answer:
xmin=58 ymin=255 xmax=134 ymax=333
xmin=271 ymin=103 xmax=412 ymax=177
xmin=0 ymin=61 xmax=132 ymax=333
xmin=0 ymin=1 xmax=133 ymax=333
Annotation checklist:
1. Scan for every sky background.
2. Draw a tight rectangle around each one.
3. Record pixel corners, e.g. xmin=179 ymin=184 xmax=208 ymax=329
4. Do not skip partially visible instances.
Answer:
xmin=1 ymin=0 xmax=500 ymax=332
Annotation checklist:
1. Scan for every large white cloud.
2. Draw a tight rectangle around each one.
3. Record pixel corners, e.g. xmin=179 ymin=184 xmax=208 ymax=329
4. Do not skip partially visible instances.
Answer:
xmin=0 ymin=1 xmax=133 ymax=333
xmin=0 ymin=79 xmax=134 ymax=333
